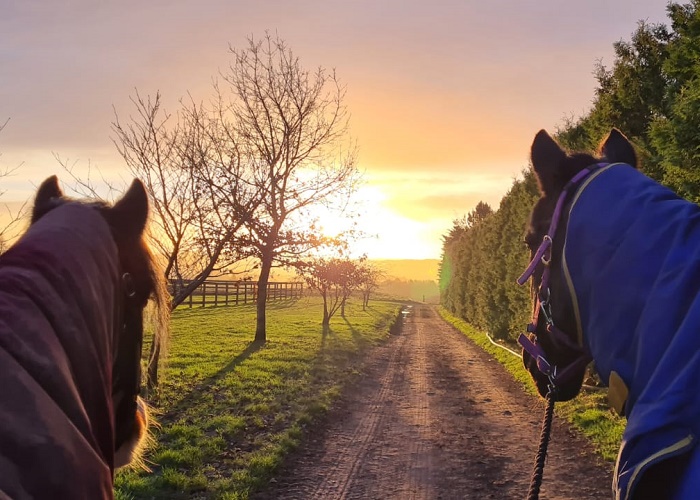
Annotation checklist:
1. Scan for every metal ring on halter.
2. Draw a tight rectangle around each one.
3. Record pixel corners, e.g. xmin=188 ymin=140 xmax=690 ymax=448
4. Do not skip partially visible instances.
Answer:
xmin=540 ymin=235 xmax=553 ymax=265
xmin=536 ymin=355 xmax=552 ymax=376
xmin=122 ymin=273 xmax=136 ymax=298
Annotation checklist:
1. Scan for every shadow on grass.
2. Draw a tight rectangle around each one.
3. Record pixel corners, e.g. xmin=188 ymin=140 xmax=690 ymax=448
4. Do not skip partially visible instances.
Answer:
xmin=173 ymin=298 xmax=301 ymax=315
xmin=342 ymin=316 xmax=372 ymax=351
xmin=160 ymin=340 xmax=264 ymax=423
xmin=265 ymin=299 xmax=302 ymax=311
xmin=172 ymin=303 xmax=257 ymax=318
xmin=321 ymin=324 xmax=330 ymax=346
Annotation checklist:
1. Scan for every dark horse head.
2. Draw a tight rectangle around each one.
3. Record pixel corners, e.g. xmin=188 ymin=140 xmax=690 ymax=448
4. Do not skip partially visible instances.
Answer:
xmin=31 ymin=176 xmax=169 ymax=468
xmin=521 ymin=129 xmax=637 ymax=401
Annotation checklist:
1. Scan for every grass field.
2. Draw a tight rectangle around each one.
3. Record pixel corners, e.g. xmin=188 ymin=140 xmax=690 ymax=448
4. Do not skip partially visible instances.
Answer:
xmin=438 ymin=308 xmax=625 ymax=462
xmin=115 ymin=296 xmax=401 ymax=500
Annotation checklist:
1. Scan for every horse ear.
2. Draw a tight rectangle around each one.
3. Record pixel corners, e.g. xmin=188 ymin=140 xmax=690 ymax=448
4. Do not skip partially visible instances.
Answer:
xmin=600 ymin=129 xmax=638 ymax=168
xmin=35 ymin=175 xmax=63 ymax=204
xmin=32 ymin=176 xmax=63 ymax=222
xmin=531 ymin=130 xmax=566 ymax=196
xmin=108 ymin=179 xmax=149 ymax=239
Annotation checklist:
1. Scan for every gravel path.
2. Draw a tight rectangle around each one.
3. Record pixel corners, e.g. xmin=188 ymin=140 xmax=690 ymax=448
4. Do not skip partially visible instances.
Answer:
xmin=254 ymin=305 xmax=613 ymax=499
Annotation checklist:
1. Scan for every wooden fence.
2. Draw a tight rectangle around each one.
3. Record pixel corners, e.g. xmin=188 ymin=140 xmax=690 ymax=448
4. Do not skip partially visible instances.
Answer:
xmin=170 ymin=280 xmax=304 ymax=308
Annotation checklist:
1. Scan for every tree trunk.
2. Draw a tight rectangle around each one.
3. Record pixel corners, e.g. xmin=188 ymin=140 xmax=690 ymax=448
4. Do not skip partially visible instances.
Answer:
xmin=322 ymin=292 xmax=330 ymax=326
xmin=340 ymin=297 xmax=346 ymax=317
xmin=255 ymin=253 xmax=273 ymax=343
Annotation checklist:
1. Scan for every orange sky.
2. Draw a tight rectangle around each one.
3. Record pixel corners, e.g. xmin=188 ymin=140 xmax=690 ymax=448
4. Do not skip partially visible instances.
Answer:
xmin=0 ymin=0 xmax=671 ymax=259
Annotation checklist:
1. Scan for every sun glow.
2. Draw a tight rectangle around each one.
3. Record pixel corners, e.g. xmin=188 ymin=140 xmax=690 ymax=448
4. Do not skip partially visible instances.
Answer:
xmin=305 ymin=185 xmax=437 ymax=260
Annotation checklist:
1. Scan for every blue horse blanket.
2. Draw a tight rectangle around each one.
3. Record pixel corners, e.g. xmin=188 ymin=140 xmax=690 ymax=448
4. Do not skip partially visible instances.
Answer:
xmin=0 ymin=203 xmax=120 ymax=498
xmin=563 ymin=163 xmax=700 ymax=499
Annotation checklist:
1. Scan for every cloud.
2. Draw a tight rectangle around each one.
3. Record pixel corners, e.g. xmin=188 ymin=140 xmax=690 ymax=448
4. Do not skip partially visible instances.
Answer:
xmin=361 ymin=169 xmax=521 ymax=221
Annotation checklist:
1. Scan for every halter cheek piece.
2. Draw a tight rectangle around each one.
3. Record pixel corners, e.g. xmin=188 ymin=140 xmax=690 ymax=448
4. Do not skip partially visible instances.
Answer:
xmin=112 ymin=271 xmax=144 ymax=450
xmin=119 ymin=271 xmax=140 ymax=396
xmin=516 ymin=164 xmax=607 ymax=388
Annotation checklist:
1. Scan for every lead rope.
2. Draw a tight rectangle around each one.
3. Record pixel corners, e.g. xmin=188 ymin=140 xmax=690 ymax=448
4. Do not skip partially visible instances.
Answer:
xmin=527 ymin=385 xmax=557 ymax=500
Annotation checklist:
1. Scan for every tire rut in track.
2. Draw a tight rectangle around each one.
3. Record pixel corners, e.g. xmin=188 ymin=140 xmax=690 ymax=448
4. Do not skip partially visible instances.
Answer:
xmin=255 ymin=305 xmax=612 ymax=500
xmin=306 ymin=332 xmax=408 ymax=499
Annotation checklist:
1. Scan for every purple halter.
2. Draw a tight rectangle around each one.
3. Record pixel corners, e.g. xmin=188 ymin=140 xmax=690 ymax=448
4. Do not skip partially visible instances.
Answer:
xmin=516 ymin=164 xmax=607 ymax=387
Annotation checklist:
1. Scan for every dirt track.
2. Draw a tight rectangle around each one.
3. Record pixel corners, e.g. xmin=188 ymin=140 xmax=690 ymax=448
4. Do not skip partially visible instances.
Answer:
xmin=255 ymin=305 xmax=612 ymax=499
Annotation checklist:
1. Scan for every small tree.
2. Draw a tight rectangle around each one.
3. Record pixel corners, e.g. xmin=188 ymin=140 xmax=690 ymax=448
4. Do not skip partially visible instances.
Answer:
xmin=357 ymin=261 xmax=384 ymax=310
xmin=297 ymin=257 xmax=362 ymax=326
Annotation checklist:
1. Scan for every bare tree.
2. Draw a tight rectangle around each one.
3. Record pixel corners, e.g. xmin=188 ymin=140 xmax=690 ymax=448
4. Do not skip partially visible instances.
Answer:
xmin=112 ymin=92 xmax=263 ymax=389
xmin=113 ymin=32 xmax=360 ymax=347
xmin=0 ymin=119 xmax=27 ymax=251
xmin=219 ymin=33 xmax=361 ymax=343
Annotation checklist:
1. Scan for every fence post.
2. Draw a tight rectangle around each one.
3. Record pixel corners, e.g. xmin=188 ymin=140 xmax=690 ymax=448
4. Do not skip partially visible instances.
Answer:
xmin=202 ymin=282 xmax=206 ymax=308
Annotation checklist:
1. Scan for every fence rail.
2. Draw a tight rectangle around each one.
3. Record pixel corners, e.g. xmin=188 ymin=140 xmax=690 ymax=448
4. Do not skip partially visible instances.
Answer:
xmin=170 ymin=280 xmax=304 ymax=308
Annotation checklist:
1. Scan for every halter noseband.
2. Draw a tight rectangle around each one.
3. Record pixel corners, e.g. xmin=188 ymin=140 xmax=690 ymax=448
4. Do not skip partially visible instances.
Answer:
xmin=516 ymin=164 xmax=606 ymax=388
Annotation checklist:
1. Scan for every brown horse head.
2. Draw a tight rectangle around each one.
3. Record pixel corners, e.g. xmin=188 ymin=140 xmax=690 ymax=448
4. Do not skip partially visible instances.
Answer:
xmin=522 ymin=129 xmax=637 ymax=401
xmin=32 ymin=176 xmax=169 ymax=468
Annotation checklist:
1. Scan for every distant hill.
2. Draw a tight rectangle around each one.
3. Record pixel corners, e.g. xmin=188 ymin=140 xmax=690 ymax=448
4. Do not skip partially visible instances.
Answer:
xmin=370 ymin=259 xmax=439 ymax=282
xmin=370 ymin=259 xmax=440 ymax=304
xmin=265 ymin=259 xmax=440 ymax=283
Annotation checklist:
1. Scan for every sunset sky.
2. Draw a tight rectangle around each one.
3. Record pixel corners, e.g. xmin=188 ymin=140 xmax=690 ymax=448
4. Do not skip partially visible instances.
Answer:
xmin=1 ymin=0 xmax=671 ymax=259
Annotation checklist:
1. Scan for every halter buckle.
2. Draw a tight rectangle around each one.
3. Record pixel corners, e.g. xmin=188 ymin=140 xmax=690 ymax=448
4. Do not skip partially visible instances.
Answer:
xmin=538 ymin=288 xmax=554 ymax=327
xmin=539 ymin=301 xmax=554 ymax=327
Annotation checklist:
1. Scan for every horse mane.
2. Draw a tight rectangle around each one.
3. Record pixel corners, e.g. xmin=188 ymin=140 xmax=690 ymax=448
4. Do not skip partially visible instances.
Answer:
xmin=142 ymin=234 xmax=170 ymax=365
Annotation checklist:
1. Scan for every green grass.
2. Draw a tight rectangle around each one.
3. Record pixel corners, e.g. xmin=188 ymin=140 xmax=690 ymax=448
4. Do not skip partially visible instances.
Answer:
xmin=116 ymin=296 xmax=401 ymax=499
xmin=438 ymin=307 xmax=625 ymax=461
